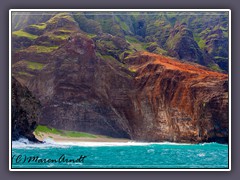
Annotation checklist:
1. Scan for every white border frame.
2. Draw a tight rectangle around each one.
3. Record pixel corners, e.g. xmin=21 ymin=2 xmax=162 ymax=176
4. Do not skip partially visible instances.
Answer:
xmin=9 ymin=9 xmax=231 ymax=172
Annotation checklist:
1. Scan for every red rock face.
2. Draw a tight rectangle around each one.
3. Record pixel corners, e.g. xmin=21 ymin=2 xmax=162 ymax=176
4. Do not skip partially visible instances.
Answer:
xmin=125 ymin=52 xmax=228 ymax=143
xmin=12 ymin=33 xmax=229 ymax=143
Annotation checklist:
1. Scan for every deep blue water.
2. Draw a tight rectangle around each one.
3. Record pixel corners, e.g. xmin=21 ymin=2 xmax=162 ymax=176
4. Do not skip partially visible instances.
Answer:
xmin=11 ymin=138 xmax=228 ymax=169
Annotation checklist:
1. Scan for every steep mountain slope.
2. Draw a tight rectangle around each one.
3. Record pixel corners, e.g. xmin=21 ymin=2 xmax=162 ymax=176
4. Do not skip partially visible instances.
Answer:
xmin=12 ymin=11 xmax=229 ymax=72
xmin=71 ymin=11 xmax=229 ymax=71
xmin=11 ymin=12 xmax=229 ymax=143
xmin=26 ymin=32 xmax=133 ymax=138
xmin=166 ymin=23 xmax=205 ymax=65
xmin=12 ymin=13 xmax=80 ymax=85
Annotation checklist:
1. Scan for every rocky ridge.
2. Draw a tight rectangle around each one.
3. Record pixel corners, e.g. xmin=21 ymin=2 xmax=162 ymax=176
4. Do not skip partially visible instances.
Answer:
xmin=12 ymin=12 xmax=229 ymax=72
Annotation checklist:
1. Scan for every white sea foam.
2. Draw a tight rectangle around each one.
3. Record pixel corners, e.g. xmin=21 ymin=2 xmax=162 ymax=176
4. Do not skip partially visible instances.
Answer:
xmin=52 ymin=141 xmax=151 ymax=147
xmin=12 ymin=138 xmax=70 ymax=149
xmin=44 ymin=140 xmax=194 ymax=147
xmin=12 ymin=138 xmax=225 ymax=148
xmin=147 ymin=149 xmax=155 ymax=153
xmin=199 ymin=142 xmax=228 ymax=147
xmin=197 ymin=153 xmax=206 ymax=157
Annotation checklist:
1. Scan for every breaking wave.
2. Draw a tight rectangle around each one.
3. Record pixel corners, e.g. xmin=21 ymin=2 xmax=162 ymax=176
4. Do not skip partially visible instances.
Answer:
xmin=12 ymin=138 xmax=226 ymax=149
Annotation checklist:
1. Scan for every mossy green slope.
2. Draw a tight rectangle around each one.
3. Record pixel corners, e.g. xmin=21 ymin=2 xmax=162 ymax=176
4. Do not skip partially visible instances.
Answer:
xmin=12 ymin=11 xmax=229 ymax=72
xmin=35 ymin=125 xmax=102 ymax=138
xmin=13 ymin=30 xmax=38 ymax=40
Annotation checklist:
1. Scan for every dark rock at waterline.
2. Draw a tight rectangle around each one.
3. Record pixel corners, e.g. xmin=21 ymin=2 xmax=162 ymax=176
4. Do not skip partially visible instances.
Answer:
xmin=11 ymin=77 xmax=41 ymax=142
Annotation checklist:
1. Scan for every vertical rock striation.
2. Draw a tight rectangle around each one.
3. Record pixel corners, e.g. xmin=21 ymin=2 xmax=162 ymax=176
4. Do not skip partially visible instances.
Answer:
xmin=27 ymin=33 xmax=133 ymax=139
xmin=125 ymin=52 xmax=228 ymax=143
xmin=11 ymin=13 xmax=229 ymax=143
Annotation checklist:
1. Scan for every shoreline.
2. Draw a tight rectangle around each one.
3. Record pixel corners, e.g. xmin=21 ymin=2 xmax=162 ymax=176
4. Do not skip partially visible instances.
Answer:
xmin=33 ymin=133 xmax=228 ymax=145
xmin=34 ymin=132 xmax=131 ymax=143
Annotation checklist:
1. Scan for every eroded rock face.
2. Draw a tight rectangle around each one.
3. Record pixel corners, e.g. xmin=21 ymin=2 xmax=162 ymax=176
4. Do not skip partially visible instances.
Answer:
xmin=125 ymin=52 xmax=228 ymax=143
xmin=11 ymin=77 xmax=41 ymax=142
xmin=12 ymin=30 xmax=229 ymax=143
xmin=27 ymin=33 xmax=133 ymax=139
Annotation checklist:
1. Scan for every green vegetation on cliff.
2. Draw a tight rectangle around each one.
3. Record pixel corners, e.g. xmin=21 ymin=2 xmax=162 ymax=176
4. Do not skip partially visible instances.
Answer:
xmin=26 ymin=61 xmax=44 ymax=70
xmin=208 ymin=63 xmax=223 ymax=72
xmin=12 ymin=30 xmax=38 ymax=40
xmin=18 ymin=71 xmax=34 ymax=77
xmin=12 ymin=11 xmax=229 ymax=72
xmin=197 ymin=39 xmax=206 ymax=49
xmin=193 ymin=34 xmax=206 ymax=49
xmin=86 ymin=33 xmax=97 ymax=39
xmin=73 ymin=13 xmax=102 ymax=34
xmin=115 ymin=16 xmax=130 ymax=32
xmin=29 ymin=23 xmax=47 ymax=30
xmin=144 ymin=42 xmax=168 ymax=55
xmin=34 ymin=125 xmax=98 ymax=138
xmin=125 ymin=36 xmax=146 ymax=51
xmin=47 ymin=12 xmax=75 ymax=24
xmin=21 ymin=45 xmax=59 ymax=53
xmin=48 ymin=32 xmax=70 ymax=40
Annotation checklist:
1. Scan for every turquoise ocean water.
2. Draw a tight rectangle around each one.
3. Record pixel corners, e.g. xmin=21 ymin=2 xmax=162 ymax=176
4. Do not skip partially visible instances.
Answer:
xmin=12 ymin=138 xmax=228 ymax=169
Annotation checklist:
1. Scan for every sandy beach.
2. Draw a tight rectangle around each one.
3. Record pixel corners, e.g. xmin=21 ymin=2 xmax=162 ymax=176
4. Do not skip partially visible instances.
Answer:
xmin=34 ymin=132 xmax=131 ymax=143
